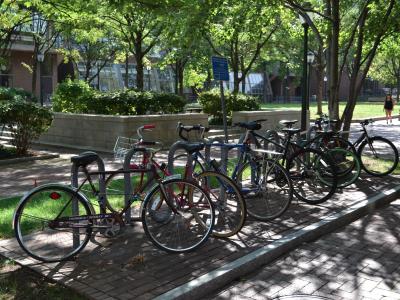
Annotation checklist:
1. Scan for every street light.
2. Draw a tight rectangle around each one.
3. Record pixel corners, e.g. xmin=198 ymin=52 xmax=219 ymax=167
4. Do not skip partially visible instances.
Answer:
xmin=146 ymin=65 xmax=152 ymax=91
xmin=299 ymin=5 xmax=314 ymax=131
xmin=37 ymin=51 xmax=45 ymax=106
xmin=324 ymin=76 xmax=328 ymax=101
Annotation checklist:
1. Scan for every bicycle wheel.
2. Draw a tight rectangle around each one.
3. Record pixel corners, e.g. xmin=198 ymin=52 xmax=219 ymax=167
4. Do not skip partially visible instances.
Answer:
xmin=326 ymin=148 xmax=361 ymax=188
xmin=287 ymin=148 xmax=337 ymax=204
xmin=13 ymin=184 xmax=93 ymax=262
xmin=142 ymin=178 xmax=214 ymax=253
xmin=196 ymin=171 xmax=246 ymax=237
xmin=236 ymin=159 xmax=292 ymax=221
xmin=357 ymin=136 xmax=399 ymax=176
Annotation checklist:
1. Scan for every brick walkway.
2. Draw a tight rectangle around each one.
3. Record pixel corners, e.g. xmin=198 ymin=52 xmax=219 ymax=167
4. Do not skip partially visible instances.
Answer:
xmin=210 ymin=199 xmax=400 ymax=300
xmin=0 ymin=174 xmax=399 ymax=299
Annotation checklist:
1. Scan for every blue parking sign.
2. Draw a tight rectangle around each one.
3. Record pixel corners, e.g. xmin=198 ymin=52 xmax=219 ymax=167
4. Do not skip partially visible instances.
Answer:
xmin=212 ymin=56 xmax=229 ymax=81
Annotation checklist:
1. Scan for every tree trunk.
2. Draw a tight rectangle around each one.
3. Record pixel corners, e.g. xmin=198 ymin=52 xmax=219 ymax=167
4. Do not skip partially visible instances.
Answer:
xmin=174 ymin=62 xmax=179 ymax=95
xmin=329 ymin=0 xmax=340 ymax=122
xmin=315 ymin=67 xmax=324 ymax=116
xmin=125 ymin=53 xmax=129 ymax=88
xmin=233 ymin=71 xmax=240 ymax=94
xmin=178 ymin=65 xmax=184 ymax=96
xmin=136 ymin=55 xmax=144 ymax=90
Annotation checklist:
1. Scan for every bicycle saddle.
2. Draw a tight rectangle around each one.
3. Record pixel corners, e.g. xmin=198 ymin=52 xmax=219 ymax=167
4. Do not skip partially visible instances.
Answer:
xmin=234 ymin=121 xmax=262 ymax=131
xmin=279 ymin=120 xmax=298 ymax=128
xmin=281 ymin=128 xmax=302 ymax=135
xmin=71 ymin=151 xmax=99 ymax=167
xmin=177 ymin=142 xmax=205 ymax=154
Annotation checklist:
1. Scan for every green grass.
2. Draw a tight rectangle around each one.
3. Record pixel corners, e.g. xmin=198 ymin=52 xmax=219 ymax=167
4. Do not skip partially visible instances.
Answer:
xmin=261 ymin=101 xmax=389 ymax=120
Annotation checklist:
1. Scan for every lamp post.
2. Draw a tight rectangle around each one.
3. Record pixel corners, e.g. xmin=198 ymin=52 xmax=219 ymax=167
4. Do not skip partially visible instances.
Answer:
xmin=299 ymin=7 xmax=314 ymax=131
xmin=37 ymin=51 xmax=45 ymax=106
xmin=306 ymin=51 xmax=315 ymax=110
xmin=324 ymin=75 xmax=328 ymax=101
xmin=146 ymin=65 xmax=152 ymax=91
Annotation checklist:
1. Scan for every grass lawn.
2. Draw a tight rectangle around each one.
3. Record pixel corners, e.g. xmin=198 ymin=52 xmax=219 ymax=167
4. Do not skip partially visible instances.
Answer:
xmin=261 ymin=101 xmax=391 ymax=120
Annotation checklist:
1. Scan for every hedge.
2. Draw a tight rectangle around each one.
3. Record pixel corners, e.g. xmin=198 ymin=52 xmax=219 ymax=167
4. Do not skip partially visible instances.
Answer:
xmin=52 ymin=80 xmax=186 ymax=115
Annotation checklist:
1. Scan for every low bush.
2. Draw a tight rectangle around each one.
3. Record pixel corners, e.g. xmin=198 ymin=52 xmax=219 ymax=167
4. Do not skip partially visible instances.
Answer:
xmin=197 ymin=89 xmax=260 ymax=123
xmin=0 ymin=99 xmax=53 ymax=155
xmin=52 ymin=80 xmax=186 ymax=115
xmin=0 ymin=87 xmax=37 ymax=102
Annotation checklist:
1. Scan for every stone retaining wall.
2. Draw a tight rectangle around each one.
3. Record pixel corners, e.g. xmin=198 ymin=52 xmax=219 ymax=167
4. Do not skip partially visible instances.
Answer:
xmin=38 ymin=112 xmax=209 ymax=152
xmin=232 ymin=109 xmax=309 ymax=130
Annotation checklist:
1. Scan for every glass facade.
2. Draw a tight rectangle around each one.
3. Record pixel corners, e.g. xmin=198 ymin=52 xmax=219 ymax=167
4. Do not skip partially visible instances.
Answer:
xmin=77 ymin=62 xmax=175 ymax=93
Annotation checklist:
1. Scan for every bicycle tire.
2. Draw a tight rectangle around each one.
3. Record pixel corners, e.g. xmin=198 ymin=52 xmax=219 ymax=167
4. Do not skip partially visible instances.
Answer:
xmin=141 ymin=178 xmax=214 ymax=253
xmin=196 ymin=171 xmax=246 ymax=237
xmin=357 ymin=136 xmax=399 ymax=176
xmin=325 ymin=148 xmax=361 ymax=188
xmin=13 ymin=184 xmax=93 ymax=262
xmin=287 ymin=148 xmax=337 ymax=204
xmin=236 ymin=159 xmax=293 ymax=221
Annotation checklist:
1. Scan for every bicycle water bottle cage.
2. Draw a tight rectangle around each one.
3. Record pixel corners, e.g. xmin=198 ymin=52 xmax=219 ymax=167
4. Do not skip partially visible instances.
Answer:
xmin=71 ymin=152 xmax=99 ymax=167
xmin=279 ymin=120 xmax=298 ymax=128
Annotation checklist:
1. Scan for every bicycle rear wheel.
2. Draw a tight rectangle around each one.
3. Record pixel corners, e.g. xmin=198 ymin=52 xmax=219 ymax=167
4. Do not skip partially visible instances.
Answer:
xmin=357 ymin=136 xmax=399 ymax=176
xmin=196 ymin=171 xmax=246 ymax=237
xmin=142 ymin=179 xmax=214 ymax=253
xmin=287 ymin=148 xmax=337 ymax=204
xmin=236 ymin=159 xmax=292 ymax=221
xmin=13 ymin=184 xmax=93 ymax=262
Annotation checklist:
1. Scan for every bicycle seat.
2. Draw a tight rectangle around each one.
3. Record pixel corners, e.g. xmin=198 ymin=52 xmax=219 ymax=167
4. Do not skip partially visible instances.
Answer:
xmin=279 ymin=120 xmax=298 ymax=128
xmin=281 ymin=128 xmax=302 ymax=135
xmin=71 ymin=151 xmax=99 ymax=167
xmin=234 ymin=121 xmax=262 ymax=131
xmin=178 ymin=142 xmax=205 ymax=154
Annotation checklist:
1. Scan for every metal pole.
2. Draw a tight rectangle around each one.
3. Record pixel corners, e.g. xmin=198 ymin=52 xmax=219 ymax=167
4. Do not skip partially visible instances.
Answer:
xmin=38 ymin=61 xmax=43 ymax=106
xmin=220 ymin=80 xmax=228 ymax=143
xmin=301 ymin=23 xmax=309 ymax=131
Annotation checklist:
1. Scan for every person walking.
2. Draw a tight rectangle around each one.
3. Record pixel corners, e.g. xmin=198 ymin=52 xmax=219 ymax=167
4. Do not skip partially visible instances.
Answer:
xmin=384 ymin=94 xmax=394 ymax=124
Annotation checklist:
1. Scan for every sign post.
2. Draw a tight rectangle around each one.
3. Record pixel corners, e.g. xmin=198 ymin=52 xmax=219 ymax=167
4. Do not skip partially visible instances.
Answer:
xmin=212 ymin=56 xmax=230 ymax=143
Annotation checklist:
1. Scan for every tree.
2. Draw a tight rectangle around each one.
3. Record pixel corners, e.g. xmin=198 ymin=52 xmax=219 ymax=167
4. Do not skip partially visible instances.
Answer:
xmin=369 ymin=33 xmax=400 ymax=102
xmin=104 ymin=1 xmax=165 ymax=90
xmin=204 ymin=0 xmax=281 ymax=94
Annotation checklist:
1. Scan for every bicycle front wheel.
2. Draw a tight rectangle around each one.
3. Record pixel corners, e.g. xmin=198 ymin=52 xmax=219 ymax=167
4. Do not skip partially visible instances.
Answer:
xmin=357 ymin=136 xmax=399 ymax=176
xmin=196 ymin=171 xmax=246 ymax=237
xmin=287 ymin=148 xmax=337 ymax=204
xmin=13 ymin=184 xmax=93 ymax=262
xmin=142 ymin=179 xmax=214 ymax=253
xmin=236 ymin=159 xmax=293 ymax=221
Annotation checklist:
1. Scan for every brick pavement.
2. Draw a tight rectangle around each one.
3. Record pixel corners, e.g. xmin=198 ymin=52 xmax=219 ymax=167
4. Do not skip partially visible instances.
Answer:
xmin=0 ymin=174 xmax=399 ymax=299
xmin=210 ymin=199 xmax=400 ymax=300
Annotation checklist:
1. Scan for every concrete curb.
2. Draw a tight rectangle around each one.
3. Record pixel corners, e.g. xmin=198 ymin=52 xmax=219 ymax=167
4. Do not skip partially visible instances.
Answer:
xmin=155 ymin=185 xmax=400 ymax=300
xmin=0 ymin=153 xmax=60 ymax=166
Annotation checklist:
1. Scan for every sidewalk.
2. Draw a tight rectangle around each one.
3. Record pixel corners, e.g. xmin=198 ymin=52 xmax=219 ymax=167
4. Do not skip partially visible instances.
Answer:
xmin=0 ymin=173 xmax=399 ymax=300
xmin=210 ymin=199 xmax=400 ymax=300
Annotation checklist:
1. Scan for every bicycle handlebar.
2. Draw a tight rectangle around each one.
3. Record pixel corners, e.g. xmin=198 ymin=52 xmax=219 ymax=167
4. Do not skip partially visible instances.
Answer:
xmin=176 ymin=122 xmax=210 ymax=141
xmin=136 ymin=124 xmax=155 ymax=140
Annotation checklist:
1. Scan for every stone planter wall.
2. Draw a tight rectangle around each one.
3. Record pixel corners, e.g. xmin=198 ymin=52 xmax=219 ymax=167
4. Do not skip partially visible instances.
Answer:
xmin=38 ymin=112 xmax=209 ymax=152
xmin=232 ymin=109 xmax=309 ymax=131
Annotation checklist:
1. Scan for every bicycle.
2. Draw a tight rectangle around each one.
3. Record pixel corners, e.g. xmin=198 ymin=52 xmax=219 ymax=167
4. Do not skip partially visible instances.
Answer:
xmin=309 ymin=116 xmax=398 ymax=177
xmin=235 ymin=119 xmax=338 ymax=205
xmin=171 ymin=123 xmax=293 ymax=221
xmin=13 ymin=139 xmax=215 ymax=262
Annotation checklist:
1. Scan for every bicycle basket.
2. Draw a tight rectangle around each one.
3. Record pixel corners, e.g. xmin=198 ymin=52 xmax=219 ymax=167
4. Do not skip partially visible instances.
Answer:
xmin=113 ymin=136 xmax=139 ymax=162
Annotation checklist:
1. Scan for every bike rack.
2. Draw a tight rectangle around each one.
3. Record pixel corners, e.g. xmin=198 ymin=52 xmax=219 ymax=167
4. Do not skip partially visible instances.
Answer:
xmin=71 ymin=151 xmax=106 ymax=246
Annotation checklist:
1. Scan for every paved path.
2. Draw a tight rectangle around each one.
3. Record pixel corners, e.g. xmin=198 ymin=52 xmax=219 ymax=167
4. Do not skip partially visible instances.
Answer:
xmin=210 ymin=199 xmax=400 ymax=300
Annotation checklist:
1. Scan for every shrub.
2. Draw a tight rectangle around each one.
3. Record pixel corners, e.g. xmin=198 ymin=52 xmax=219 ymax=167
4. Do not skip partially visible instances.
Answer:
xmin=52 ymin=79 xmax=95 ymax=113
xmin=0 ymin=99 xmax=53 ymax=155
xmin=197 ymin=89 xmax=261 ymax=122
xmin=52 ymin=80 xmax=186 ymax=115
xmin=0 ymin=87 xmax=37 ymax=102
